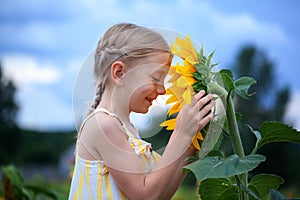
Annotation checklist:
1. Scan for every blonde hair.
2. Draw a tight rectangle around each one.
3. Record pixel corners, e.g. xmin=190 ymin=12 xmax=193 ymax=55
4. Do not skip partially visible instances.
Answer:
xmin=89 ymin=23 xmax=171 ymax=114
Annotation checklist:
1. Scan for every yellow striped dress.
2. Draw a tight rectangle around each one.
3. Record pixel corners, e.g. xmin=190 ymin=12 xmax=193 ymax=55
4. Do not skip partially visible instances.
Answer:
xmin=68 ymin=108 xmax=161 ymax=200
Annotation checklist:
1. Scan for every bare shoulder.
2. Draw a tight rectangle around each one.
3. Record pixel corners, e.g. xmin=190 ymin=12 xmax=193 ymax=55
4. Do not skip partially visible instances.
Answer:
xmin=84 ymin=111 xmax=129 ymax=149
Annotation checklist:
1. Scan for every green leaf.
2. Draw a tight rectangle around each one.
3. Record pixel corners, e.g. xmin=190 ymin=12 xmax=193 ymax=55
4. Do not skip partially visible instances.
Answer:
xmin=221 ymin=73 xmax=235 ymax=92
xmin=198 ymin=45 xmax=204 ymax=59
xmin=192 ymin=71 xmax=203 ymax=81
xmin=198 ymin=178 xmax=239 ymax=200
xmin=248 ymin=174 xmax=284 ymax=200
xmin=192 ymin=81 xmax=207 ymax=93
xmin=234 ymin=76 xmax=256 ymax=100
xmin=247 ymin=124 xmax=262 ymax=154
xmin=195 ymin=63 xmax=207 ymax=74
xmin=256 ymin=121 xmax=300 ymax=150
xmin=201 ymin=56 xmax=207 ymax=65
xmin=198 ymin=116 xmax=225 ymax=158
xmin=206 ymin=150 xmax=224 ymax=158
xmin=25 ymin=185 xmax=67 ymax=200
xmin=212 ymin=132 xmax=224 ymax=151
xmin=235 ymin=112 xmax=243 ymax=122
xmin=183 ymin=154 xmax=265 ymax=181
xmin=1 ymin=165 xmax=27 ymax=199
xmin=220 ymin=69 xmax=233 ymax=79
xmin=206 ymin=50 xmax=215 ymax=68
xmin=220 ymin=69 xmax=234 ymax=91
xmin=1 ymin=165 xmax=25 ymax=187
xmin=210 ymin=62 xmax=219 ymax=69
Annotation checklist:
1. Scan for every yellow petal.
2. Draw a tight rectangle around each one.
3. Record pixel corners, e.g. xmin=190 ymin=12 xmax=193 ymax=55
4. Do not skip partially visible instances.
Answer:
xmin=192 ymin=135 xmax=200 ymax=150
xmin=166 ymin=94 xmax=179 ymax=104
xmin=170 ymin=35 xmax=199 ymax=65
xmin=175 ymin=62 xmax=196 ymax=77
xmin=168 ymin=101 xmax=181 ymax=116
xmin=168 ymin=65 xmax=178 ymax=76
xmin=184 ymin=76 xmax=197 ymax=85
xmin=166 ymin=85 xmax=185 ymax=98
xmin=182 ymin=87 xmax=193 ymax=105
xmin=160 ymin=118 xmax=176 ymax=130
xmin=196 ymin=131 xmax=204 ymax=140
xmin=168 ymin=73 xmax=180 ymax=84
xmin=176 ymin=76 xmax=190 ymax=88
xmin=184 ymin=59 xmax=198 ymax=71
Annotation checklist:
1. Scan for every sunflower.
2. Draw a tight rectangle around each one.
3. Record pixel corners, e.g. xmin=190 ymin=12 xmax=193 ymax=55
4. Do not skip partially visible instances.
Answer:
xmin=160 ymin=35 xmax=216 ymax=150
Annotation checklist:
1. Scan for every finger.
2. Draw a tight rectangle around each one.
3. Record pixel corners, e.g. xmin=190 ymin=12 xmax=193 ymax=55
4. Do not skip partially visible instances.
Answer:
xmin=196 ymin=94 xmax=213 ymax=110
xmin=191 ymin=90 xmax=206 ymax=106
xmin=200 ymin=101 xmax=215 ymax=117
xmin=198 ymin=112 xmax=213 ymax=131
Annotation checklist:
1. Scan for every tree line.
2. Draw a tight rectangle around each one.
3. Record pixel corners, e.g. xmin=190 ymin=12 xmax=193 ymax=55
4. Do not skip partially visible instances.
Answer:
xmin=0 ymin=63 xmax=75 ymax=165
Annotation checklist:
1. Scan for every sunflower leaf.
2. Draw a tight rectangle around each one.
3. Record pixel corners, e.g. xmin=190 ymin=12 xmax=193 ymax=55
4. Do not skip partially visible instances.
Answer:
xmin=195 ymin=63 xmax=207 ymax=74
xmin=192 ymin=71 xmax=204 ymax=81
xmin=256 ymin=121 xmax=300 ymax=150
xmin=206 ymin=50 xmax=215 ymax=67
xmin=234 ymin=76 xmax=256 ymax=100
xmin=210 ymin=62 xmax=220 ymax=69
xmin=183 ymin=154 xmax=266 ymax=181
xmin=198 ymin=178 xmax=239 ymax=200
xmin=221 ymin=72 xmax=235 ymax=92
xmin=248 ymin=174 xmax=284 ymax=200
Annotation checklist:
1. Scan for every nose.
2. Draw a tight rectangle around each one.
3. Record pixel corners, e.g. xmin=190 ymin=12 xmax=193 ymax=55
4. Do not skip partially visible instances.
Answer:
xmin=156 ymin=84 xmax=166 ymax=95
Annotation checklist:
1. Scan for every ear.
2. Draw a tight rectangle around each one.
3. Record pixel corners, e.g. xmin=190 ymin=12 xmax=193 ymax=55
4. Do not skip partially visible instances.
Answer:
xmin=111 ymin=61 xmax=126 ymax=85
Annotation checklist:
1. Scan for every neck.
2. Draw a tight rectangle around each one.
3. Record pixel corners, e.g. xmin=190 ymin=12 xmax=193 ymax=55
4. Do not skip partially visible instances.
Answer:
xmin=98 ymin=88 xmax=131 ymax=126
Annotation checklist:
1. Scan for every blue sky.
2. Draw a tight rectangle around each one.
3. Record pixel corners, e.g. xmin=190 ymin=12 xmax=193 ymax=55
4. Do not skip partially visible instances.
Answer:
xmin=1 ymin=0 xmax=300 ymax=131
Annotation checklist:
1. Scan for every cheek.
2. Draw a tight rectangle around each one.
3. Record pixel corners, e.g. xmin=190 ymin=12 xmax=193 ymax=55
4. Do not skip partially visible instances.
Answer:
xmin=130 ymin=83 xmax=154 ymax=100
xmin=140 ymin=83 xmax=156 ymax=94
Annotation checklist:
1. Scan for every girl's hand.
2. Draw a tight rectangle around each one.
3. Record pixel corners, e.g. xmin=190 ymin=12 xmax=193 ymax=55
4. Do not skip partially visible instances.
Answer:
xmin=175 ymin=90 xmax=214 ymax=139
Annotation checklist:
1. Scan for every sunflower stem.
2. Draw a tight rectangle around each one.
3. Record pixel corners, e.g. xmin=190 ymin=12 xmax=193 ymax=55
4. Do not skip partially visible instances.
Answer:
xmin=208 ymin=82 xmax=248 ymax=199
xmin=207 ymin=82 xmax=227 ymax=103
xmin=226 ymin=91 xmax=248 ymax=200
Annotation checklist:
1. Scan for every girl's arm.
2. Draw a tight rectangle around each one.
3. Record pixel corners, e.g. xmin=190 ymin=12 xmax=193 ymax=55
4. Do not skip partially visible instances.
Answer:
xmin=160 ymin=145 xmax=197 ymax=199
xmin=88 ymin=91 xmax=213 ymax=200
xmin=106 ymin=132 xmax=195 ymax=200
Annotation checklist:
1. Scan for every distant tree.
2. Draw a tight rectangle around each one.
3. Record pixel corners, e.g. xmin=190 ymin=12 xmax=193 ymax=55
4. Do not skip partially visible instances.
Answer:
xmin=230 ymin=46 xmax=300 ymax=188
xmin=0 ymin=62 xmax=21 ymax=164
xmin=233 ymin=46 xmax=290 ymax=129
xmin=0 ymin=64 xmax=19 ymax=126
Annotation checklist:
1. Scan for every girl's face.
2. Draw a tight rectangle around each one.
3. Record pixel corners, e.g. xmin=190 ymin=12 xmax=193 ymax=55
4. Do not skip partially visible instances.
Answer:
xmin=124 ymin=52 xmax=171 ymax=114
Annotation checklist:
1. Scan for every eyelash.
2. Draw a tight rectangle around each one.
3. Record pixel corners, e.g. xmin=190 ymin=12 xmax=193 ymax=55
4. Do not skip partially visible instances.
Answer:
xmin=152 ymin=76 xmax=161 ymax=82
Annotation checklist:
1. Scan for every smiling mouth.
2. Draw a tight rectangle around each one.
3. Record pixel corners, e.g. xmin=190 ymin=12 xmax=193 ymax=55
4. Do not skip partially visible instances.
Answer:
xmin=146 ymin=97 xmax=154 ymax=103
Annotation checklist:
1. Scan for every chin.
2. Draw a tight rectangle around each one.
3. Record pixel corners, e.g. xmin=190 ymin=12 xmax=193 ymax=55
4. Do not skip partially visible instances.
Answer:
xmin=133 ymin=106 xmax=150 ymax=114
xmin=139 ymin=107 xmax=150 ymax=114
xmin=140 ymin=109 xmax=149 ymax=114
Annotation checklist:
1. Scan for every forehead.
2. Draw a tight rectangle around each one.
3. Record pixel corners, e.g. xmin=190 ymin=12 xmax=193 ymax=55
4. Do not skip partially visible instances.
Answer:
xmin=132 ymin=52 xmax=172 ymax=74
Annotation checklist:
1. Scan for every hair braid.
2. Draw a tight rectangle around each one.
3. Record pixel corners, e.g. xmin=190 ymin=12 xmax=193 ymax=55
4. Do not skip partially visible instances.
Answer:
xmin=90 ymin=81 xmax=105 ymax=113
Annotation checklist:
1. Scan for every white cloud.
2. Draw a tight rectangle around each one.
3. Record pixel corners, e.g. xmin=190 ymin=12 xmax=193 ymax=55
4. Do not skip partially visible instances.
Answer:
xmin=0 ymin=54 xmax=75 ymax=130
xmin=285 ymin=90 xmax=300 ymax=131
xmin=17 ymin=85 xmax=74 ymax=130
xmin=2 ymin=54 xmax=61 ymax=85
xmin=212 ymin=12 xmax=289 ymax=46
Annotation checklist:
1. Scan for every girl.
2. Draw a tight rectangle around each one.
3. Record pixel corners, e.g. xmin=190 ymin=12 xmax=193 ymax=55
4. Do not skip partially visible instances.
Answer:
xmin=69 ymin=23 xmax=214 ymax=200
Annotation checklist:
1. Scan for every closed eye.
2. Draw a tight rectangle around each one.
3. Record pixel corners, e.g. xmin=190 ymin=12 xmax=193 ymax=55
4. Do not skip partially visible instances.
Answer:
xmin=152 ymin=76 xmax=161 ymax=82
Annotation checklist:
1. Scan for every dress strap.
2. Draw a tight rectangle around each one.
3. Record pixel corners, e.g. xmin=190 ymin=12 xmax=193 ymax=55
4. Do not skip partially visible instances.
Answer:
xmin=94 ymin=107 xmax=136 ymax=138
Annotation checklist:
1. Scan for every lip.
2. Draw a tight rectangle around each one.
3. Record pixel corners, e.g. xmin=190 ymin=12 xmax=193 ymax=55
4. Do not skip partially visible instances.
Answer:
xmin=146 ymin=97 xmax=154 ymax=105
